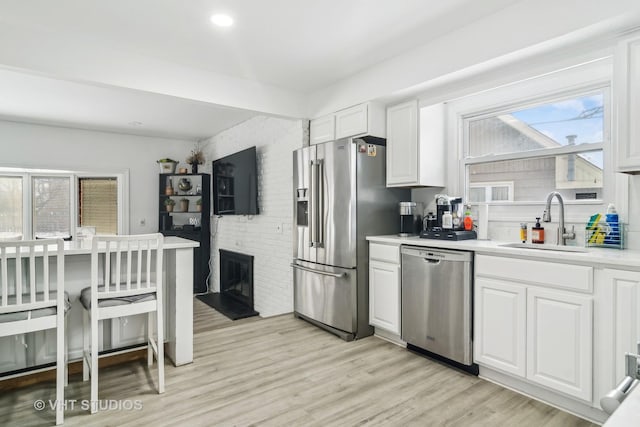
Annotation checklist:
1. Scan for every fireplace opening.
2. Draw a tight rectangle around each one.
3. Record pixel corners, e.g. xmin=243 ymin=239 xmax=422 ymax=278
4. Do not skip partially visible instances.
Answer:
xmin=195 ymin=249 xmax=259 ymax=320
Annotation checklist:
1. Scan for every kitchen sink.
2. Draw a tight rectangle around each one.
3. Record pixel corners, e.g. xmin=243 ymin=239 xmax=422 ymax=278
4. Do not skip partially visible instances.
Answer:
xmin=499 ymin=242 xmax=589 ymax=253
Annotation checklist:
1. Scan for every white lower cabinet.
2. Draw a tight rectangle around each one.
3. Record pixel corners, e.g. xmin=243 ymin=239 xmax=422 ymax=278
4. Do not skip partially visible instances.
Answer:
xmin=369 ymin=260 xmax=401 ymax=334
xmin=474 ymin=254 xmax=593 ymax=403
xmin=526 ymin=287 xmax=593 ymax=401
xmin=368 ymin=242 xmax=401 ymax=336
xmin=474 ymin=277 xmax=526 ymax=377
xmin=599 ymin=268 xmax=640 ymax=382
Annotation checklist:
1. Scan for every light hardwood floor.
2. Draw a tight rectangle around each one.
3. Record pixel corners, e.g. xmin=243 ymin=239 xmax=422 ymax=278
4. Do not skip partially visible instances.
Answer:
xmin=1 ymin=299 xmax=596 ymax=426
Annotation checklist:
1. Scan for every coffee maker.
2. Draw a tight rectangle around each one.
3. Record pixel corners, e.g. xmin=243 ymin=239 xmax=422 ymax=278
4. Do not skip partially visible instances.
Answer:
xmin=399 ymin=202 xmax=423 ymax=236
xmin=420 ymin=194 xmax=477 ymax=240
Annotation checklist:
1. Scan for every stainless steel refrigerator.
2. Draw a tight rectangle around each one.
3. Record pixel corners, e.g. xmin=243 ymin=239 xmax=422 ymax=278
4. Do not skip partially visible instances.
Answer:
xmin=292 ymin=137 xmax=409 ymax=340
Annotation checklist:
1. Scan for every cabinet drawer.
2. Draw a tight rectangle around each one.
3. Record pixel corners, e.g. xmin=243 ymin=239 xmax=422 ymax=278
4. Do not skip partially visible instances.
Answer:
xmin=476 ymin=255 xmax=593 ymax=293
xmin=369 ymin=243 xmax=400 ymax=264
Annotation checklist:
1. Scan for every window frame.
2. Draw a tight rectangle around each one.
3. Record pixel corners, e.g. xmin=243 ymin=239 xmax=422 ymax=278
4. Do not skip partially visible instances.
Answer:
xmin=445 ymin=57 xmax=627 ymax=222
xmin=0 ymin=167 xmax=129 ymax=239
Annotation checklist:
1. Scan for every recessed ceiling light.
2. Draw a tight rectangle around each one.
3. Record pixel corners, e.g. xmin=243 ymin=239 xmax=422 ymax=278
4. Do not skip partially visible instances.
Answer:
xmin=210 ymin=13 xmax=234 ymax=27
xmin=128 ymin=121 xmax=143 ymax=126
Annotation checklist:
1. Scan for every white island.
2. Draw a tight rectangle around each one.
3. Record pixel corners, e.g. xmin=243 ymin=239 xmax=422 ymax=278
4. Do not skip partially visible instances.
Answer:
xmin=0 ymin=236 xmax=198 ymax=376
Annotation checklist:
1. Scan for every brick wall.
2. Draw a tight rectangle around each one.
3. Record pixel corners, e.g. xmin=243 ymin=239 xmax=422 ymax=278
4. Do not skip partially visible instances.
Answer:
xmin=201 ymin=116 xmax=306 ymax=316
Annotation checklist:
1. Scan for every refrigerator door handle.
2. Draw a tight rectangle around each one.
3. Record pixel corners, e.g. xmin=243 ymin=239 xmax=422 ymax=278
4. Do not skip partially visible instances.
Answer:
xmin=310 ymin=159 xmax=317 ymax=247
xmin=290 ymin=263 xmax=346 ymax=278
xmin=316 ymin=159 xmax=324 ymax=247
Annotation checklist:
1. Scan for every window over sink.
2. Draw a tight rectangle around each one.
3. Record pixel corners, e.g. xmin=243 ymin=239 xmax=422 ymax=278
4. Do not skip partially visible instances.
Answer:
xmin=446 ymin=57 xmax=615 ymax=220
xmin=465 ymin=89 xmax=606 ymax=203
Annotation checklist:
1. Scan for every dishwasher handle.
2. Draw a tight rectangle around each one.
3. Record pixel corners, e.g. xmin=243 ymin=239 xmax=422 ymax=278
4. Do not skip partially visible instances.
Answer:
xmin=401 ymin=245 xmax=473 ymax=263
xmin=423 ymin=258 xmax=441 ymax=264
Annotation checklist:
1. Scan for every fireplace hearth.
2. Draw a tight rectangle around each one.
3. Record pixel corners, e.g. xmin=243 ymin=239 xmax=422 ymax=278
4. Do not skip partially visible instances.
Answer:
xmin=196 ymin=250 xmax=259 ymax=320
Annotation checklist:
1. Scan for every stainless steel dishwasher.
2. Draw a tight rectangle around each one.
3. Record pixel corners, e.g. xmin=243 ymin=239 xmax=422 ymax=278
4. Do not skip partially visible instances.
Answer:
xmin=401 ymin=246 xmax=474 ymax=369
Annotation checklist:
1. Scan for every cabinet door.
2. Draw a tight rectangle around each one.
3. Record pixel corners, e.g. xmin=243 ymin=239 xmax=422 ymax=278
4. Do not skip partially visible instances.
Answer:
xmin=474 ymin=277 xmax=526 ymax=377
xmin=368 ymin=260 xmax=401 ymax=334
xmin=335 ymin=103 xmax=368 ymax=139
xmin=615 ymin=32 xmax=640 ymax=173
xmin=0 ymin=335 xmax=27 ymax=373
xmin=310 ymin=115 xmax=335 ymax=145
xmin=527 ymin=288 xmax=593 ymax=401
xmin=602 ymin=268 xmax=640 ymax=381
xmin=418 ymin=103 xmax=445 ymax=187
xmin=386 ymin=100 xmax=419 ymax=186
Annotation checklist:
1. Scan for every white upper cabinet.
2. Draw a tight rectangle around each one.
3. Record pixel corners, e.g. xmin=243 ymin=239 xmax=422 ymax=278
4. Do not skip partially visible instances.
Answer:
xmin=310 ymin=114 xmax=335 ymax=145
xmin=309 ymin=102 xmax=385 ymax=145
xmin=386 ymin=101 xmax=445 ymax=187
xmin=615 ymin=32 xmax=640 ymax=174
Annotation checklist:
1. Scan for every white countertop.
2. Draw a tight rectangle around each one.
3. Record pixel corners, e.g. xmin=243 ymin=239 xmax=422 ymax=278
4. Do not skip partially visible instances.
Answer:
xmin=366 ymin=235 xmax=640 ymax=269
xmin=0 ymin=236 xmax=199 ymax=258
xmin=63 ymin=236 xmax=199 ymax=256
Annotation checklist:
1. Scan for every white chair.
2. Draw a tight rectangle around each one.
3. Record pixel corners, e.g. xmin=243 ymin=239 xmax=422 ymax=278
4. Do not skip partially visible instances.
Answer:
xmin=80 ymin=234 xmax=164 ymax=413
xmin=0 ymin=239 xmax=66 ymax=425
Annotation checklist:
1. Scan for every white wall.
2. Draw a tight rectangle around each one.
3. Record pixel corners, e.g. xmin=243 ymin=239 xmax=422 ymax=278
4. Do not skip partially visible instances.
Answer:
xmin=201 ymin=116 xmax=306 ymax=317
xmin=0 ymin=119 xmax=195 ymax=234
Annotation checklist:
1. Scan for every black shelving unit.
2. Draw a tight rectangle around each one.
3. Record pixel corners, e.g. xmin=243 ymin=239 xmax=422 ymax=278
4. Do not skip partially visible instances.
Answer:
xmin=158 ymin=173 xmax=210 ymax=293
xmin=214 ymin=174 xmax=235 ymax=214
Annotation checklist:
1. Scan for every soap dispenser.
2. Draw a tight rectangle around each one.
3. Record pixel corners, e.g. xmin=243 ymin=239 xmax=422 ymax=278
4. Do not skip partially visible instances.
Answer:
xmin=532 ymin=217 xmax=545 ymax=244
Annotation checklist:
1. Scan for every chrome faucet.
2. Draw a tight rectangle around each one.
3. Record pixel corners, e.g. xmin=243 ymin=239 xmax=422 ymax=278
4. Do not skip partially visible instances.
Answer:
xmin=542 ymin=191 xmax=576 ymax=245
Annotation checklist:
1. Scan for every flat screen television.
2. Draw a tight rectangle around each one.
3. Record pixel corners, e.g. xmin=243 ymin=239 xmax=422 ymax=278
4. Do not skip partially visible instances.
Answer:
xmin=212 ymin=146 xmax=259 ymax=215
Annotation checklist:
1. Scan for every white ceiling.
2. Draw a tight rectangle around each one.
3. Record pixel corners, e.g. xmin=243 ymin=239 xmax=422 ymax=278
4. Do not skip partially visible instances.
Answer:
xmin=0 ymin=0 xmax=518 ymax=92
xmin=0 ymin=0 xmax=522 ymax=140
xmin=1 ymin=0 xmax=635 ymax=140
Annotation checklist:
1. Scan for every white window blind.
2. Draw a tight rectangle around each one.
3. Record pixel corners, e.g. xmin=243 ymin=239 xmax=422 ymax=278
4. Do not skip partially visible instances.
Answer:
xmin=79 ymin=178 xmax=118 ymax=235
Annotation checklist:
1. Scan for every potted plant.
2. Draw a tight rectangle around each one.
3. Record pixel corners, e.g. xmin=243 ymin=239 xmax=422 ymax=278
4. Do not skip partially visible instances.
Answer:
xmin=179 ymin=198 xmax=190 ymax=212
xmin=186 ymin=148 xmax=205 ymax=174
xmin=157 ymin=158 xmax=178 ymax=174
xmin=164 ymin=198 xmax=176 ymax=212
xmin=196 ymin=198 xmax=202 ymax=212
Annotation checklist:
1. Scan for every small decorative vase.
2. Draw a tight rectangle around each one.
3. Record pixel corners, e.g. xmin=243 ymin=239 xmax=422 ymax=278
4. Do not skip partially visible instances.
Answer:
xmin=196 ymin=204 xmax=202 ymax=213
xmin=165 ymin=186 xmax=174 ymax=196
xmin=191 ymin=163 xmax=199 ymax=174
xmin=180 ymin=200 xmax=189 ymax=212
xmin=166 ymin=205 xmax=174 ymax=213
xmin=178 ymin=178 xmax=192 ymax=192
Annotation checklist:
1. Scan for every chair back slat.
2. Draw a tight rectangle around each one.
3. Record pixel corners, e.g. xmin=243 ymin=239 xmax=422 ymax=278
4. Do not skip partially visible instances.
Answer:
xmin=0 ymin=239 xmax=64 ymax=312
xmin=115 ymin=240 xmax=122 ymax=292
xmin=104 ymin=242 xmax=111 ymax=293
xmin=15 ymin=247 xmax=22 ymax=306
xmin=136 ymin=243 xmax=142 ymax=289
xmin=91 ymin=234 xmax=163 ymax=300
xmin=126 ymin=245 xmax=132 ymax=290
xmin=29 ymin=246 xmax=36 ymax=303
xmin=43 ymin=244 xmax=50 ymax=298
